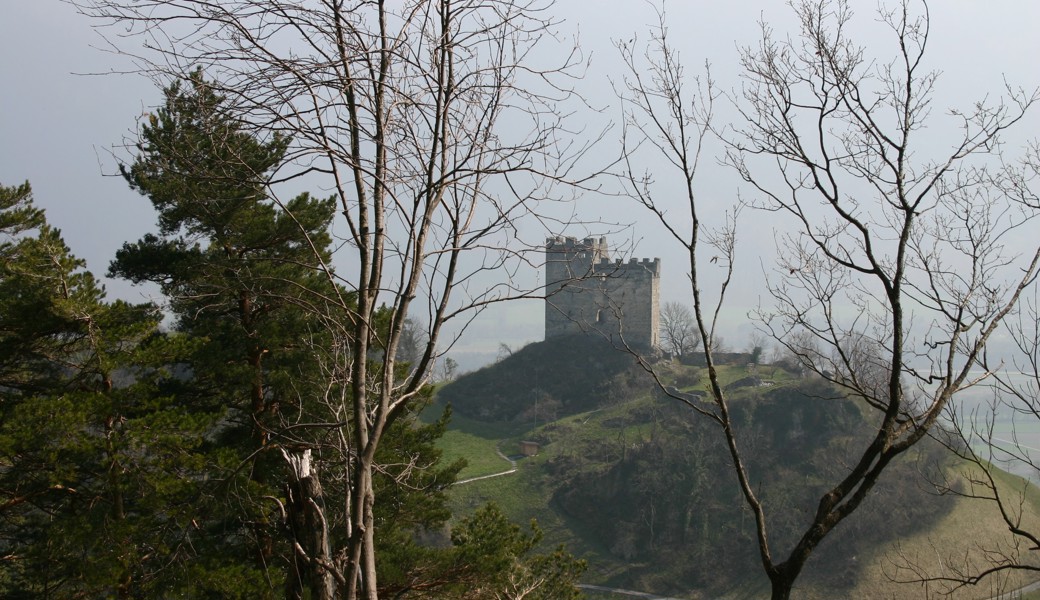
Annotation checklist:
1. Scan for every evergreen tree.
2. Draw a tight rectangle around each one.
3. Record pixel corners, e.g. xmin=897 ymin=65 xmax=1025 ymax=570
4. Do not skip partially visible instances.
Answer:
xmin=0 ymin=181 xmax=212 ymax=597
xmin=444 ymin=503 xmax=586 ymax=600
xmin=1 ymin=76 xmax=586 ymax=597
xmin=112 ymin=71 xmax=343 ymax=595
xmin=113 ymin=73 xmax=478 ymax=598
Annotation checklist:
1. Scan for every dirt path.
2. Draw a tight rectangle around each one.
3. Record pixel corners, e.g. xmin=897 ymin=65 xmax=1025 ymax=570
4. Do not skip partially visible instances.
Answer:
xmin=576 ymin=583 xmax=686 ymax=600
xmin=453 ymin=448 xmax=517 ymax=485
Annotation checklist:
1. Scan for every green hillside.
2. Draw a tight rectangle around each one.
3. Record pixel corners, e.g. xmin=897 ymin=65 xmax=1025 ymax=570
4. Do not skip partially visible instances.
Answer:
xmin=433 ymin=338 xmax=1040 ymax=599
xmin=436 ymin=334 xmax=651 ymax=422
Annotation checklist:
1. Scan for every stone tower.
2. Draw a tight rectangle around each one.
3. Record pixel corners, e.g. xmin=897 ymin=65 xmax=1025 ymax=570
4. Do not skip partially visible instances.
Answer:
xmin=544 ymin=236 xmax=660 ymax=349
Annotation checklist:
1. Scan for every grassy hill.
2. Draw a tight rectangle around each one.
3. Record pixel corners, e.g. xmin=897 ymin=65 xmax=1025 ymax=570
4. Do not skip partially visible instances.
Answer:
xmin=431 ymin=338 xmax=1040 ymax=599
xmin=436 ymin=334 xmax=651 ymax=422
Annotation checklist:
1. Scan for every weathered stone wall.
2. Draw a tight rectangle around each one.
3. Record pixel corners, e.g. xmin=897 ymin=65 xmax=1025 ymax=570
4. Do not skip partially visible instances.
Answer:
xmin=544 ymin=236 xmax=609 ymax=340
xmin=544 ymin=236 xmax=660 ymax=349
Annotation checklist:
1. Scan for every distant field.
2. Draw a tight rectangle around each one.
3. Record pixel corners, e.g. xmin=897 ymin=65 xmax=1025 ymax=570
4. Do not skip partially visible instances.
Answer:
xmin=948 ymin=381 xmax=1040 ymax=484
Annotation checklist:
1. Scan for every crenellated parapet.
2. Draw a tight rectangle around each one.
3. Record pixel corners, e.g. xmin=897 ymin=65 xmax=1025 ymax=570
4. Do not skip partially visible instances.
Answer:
xmin=546 ymin=235 xmax=609 ymax=253
xmin=545 ymin=236 xmax=610 ymax=264
xmin=595 ymin=257 xmax=661 ymax=277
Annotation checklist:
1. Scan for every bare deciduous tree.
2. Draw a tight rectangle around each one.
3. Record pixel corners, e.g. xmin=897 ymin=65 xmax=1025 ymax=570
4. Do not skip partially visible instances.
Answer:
xmin=616 ymin=1 xmax=1040 ymax=598
xmin=659 ymin=301 xmax=699 ymax=358
xmin=72 ymin=1 xmax=588 ymax=598
xmin=900 ymin=159 xmax=1040 ymax=591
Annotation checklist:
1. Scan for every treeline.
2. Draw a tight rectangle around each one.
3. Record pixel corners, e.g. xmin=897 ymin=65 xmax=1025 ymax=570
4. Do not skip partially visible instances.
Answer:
xmin=0 ymin=73 xmax=582 ymax=599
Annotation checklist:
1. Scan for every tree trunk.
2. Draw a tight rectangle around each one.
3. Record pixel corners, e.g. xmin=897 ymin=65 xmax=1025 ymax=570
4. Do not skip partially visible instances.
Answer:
xmin=345 ymin=455 xmax=376 ymax=600
xmin=362 ymin=489 xmax=378 ymax=600
xmin=768 ymin=560 xmax=804 ymax=600
xmin=770 ymin=582 xmax=792 ymax=600
xmin=284 ymin=449 xmax=336 ymax=600
xmin=353 ymin=454 xmax=379 ymax=600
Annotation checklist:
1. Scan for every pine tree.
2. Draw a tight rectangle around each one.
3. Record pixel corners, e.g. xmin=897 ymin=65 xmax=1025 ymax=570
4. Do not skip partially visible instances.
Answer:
xmin=0 ymin=181 xmax=213 ymax=597
xmin=113 ymin=73 xmax=475 ymax=598
xmin=112 ymin=71 xmax=343 ymax=595
xmin=106 ymin=70 xmax=585 ymax=599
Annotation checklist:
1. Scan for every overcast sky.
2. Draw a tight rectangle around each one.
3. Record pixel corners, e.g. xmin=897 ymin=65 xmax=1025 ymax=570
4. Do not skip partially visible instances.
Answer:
xmin=3 ymin=1 xmax=1040 ymax=366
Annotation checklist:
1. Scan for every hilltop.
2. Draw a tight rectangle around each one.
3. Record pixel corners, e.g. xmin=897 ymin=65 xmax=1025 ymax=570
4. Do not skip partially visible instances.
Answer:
xmin=434 ymin=337 xmax=1040 ymax=599
xmin=437 ymin=334 xmax=651 ymax=422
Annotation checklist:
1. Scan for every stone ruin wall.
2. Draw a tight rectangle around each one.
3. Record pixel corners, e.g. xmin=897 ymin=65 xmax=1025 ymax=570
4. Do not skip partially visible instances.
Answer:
xmin=544 ymin=236 xmax=660 ymax=350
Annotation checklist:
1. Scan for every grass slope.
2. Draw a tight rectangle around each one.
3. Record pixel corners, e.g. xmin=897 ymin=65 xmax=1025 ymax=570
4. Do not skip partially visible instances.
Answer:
xmin=431 ymin=353 xmax=1040 ymax=599
xmin=835 ymin=461 xmax=1040 ymax=600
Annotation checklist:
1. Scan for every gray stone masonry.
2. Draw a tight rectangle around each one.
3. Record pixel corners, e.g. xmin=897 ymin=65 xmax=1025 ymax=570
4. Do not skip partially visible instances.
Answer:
xmin=544 ymin=236 xmax=660 ymax=349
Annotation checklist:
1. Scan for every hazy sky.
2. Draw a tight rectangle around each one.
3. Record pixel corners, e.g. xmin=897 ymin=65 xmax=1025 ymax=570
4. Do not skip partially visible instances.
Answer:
xmin=3 ymin=1 xmax=1040 ymax=366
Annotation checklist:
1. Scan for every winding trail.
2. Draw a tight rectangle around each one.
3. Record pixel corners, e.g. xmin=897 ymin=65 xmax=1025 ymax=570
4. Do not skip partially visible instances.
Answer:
xmin=453 ymin=448 xmax=517 ymax=485
xmin=576 ymin=584 xmax=686 ymax=599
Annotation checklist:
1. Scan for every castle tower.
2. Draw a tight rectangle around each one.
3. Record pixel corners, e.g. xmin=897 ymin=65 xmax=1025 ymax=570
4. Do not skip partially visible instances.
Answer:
xmin=544 ymin=236 xmax=660 ymax=349
xmin=544 ymin=236 xmax=609 ymax=341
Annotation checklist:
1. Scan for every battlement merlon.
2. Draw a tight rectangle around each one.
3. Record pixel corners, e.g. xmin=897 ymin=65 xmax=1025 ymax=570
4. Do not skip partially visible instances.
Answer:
xmin=545 ymin=235 xmax=609 ymax=255
xmin=595 ymin=256 xmax=661 ymax=277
